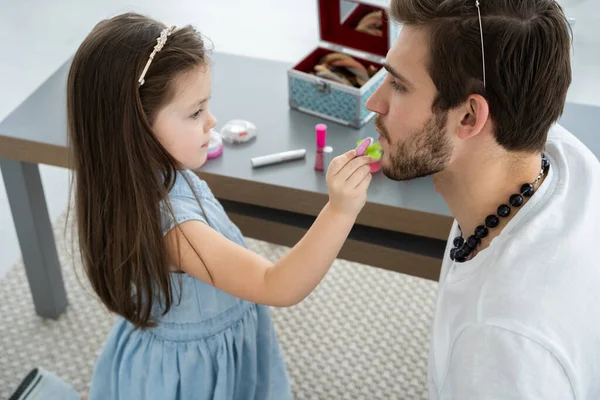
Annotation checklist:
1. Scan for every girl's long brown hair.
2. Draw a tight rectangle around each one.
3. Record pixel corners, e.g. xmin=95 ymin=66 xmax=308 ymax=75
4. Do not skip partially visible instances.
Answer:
xmin=67 ymin=13 xmax=209 ymax=328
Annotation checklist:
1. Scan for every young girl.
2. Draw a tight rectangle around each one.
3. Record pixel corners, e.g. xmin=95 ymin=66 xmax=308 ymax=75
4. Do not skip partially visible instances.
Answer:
xmin=66 ymin=13 xmax=371 ymax=399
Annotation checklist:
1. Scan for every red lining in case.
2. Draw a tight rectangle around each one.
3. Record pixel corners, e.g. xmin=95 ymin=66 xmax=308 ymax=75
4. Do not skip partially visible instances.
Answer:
xmin=320 ymin=1 xmax=389 ymax=58
xmin=293 ymin=1 xmax=388 ymax=75
xmin=293 ymin=47 xmax=382 ymax=75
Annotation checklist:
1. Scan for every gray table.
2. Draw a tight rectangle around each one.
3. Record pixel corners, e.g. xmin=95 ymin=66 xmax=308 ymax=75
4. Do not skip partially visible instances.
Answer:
xmin=1 ymin=52 xmax=598 ymax=319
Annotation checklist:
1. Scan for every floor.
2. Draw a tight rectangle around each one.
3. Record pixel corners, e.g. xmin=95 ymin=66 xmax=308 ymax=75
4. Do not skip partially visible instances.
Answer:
xmin=1 ymin=0 xmax=600 ymax=278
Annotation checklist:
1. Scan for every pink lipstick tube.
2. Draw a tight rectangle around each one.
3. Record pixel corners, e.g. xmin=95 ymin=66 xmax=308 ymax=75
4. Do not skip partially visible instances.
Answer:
xmin=314 ymin=124 xmax=327 ymax=171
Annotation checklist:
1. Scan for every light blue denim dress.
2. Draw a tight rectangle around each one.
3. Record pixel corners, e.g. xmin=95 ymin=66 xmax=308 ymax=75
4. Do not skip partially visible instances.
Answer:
xmin=88 ymin=170 xmax=292 ymax=399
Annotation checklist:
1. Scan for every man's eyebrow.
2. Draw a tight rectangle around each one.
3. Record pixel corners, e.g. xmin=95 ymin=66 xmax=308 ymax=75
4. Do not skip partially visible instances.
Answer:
xmin=384 ymin=63 xmax=413 ymax=87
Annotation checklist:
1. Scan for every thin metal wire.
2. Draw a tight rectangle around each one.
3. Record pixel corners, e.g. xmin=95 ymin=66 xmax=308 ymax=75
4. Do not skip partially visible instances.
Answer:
xmin=475 ymin=1 xmax=486 ymax=88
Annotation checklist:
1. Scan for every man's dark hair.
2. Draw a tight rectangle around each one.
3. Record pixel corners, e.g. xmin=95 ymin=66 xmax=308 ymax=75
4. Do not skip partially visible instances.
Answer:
xmin=390 ymin=0 xmax=572 ymax=152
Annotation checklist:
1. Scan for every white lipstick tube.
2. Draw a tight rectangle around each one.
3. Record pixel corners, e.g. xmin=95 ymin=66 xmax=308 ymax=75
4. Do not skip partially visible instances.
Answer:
xmin=251 ymin=149 xmax=306 ymax=168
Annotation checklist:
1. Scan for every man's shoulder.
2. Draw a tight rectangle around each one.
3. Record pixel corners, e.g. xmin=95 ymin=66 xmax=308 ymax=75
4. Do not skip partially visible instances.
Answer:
xmin=506 ymin=124 xmax=600 ymax=265
xmin=479 ymin=231 xmax=600 ymax=339
xmin=548 ymin=123 xmax=599 ymax=169
xmin=488 ymin=227 xmax=600 ymax=291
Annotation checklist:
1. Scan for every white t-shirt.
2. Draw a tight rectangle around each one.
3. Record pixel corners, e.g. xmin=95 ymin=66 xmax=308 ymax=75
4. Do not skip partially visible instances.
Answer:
xmin=428 ymin=124 xmax=600 ymax=400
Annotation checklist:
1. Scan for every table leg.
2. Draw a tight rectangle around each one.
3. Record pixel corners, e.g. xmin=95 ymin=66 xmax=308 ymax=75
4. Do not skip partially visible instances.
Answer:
xmin=0 ymin=159 xmax=67 ymax=318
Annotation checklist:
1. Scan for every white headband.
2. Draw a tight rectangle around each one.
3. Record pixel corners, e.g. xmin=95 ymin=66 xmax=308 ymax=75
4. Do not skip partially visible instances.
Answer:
xmin=138 ymin=25 xmax=175 ymax=86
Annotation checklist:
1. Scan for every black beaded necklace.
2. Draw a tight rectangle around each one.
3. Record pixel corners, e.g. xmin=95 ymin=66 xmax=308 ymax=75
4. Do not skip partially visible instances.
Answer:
xmin=450 ymin=154 xmax=550 ymax=263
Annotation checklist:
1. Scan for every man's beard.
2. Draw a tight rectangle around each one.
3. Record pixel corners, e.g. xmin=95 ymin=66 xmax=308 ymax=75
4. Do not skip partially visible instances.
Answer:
xmin=375 ymin=111 xmax=453 ymax=181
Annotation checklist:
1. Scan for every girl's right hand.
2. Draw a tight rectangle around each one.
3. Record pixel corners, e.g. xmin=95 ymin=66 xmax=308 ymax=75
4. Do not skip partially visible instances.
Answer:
xmin=326 ymin=150 xmax=372 ymax=217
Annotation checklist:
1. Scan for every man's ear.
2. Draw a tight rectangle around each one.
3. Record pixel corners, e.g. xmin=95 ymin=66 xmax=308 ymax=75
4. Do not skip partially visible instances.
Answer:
xmin=455 ymin=94 xmax=489 ymax=140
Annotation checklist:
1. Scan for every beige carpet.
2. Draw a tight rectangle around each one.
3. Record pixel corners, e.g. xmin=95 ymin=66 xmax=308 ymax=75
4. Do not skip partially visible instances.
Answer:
xmin=0 ymin=211 xmax=437 ymax=399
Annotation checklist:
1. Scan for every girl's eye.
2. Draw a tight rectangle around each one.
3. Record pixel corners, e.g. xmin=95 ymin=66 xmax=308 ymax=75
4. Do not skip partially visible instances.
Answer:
xmin=191 ymin=109 xmax=203 ymax=119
